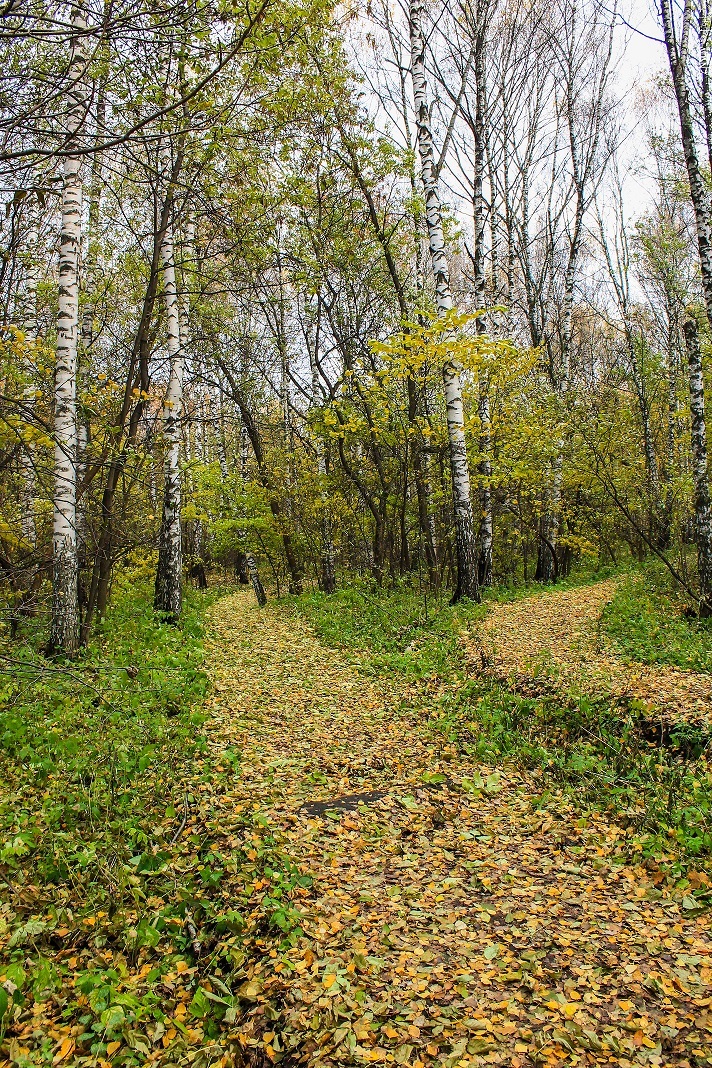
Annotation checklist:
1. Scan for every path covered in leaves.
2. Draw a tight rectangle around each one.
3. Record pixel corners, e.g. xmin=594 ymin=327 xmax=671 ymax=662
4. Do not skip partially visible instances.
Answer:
xmin=205 ymin=592 xmax=712 ymax=1067
xmin=466 ymin=580 xmax=712 ymax=728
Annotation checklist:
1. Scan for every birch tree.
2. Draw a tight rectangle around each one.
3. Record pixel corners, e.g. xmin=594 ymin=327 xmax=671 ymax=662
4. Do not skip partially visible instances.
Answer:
xmin=48 ymin=2 xmax=87 ymax=655
xmin=683 ymin=316 xmax=712 ymax=613
xmin=409 ymin=0 xmax=479 ymax=602
xmin=154 ymin=155 xmax=184 ymax=621
xmin=307 ymin=304 xmax=337 ymax=593
xmin=20 ymin=198 xmax=38 ymax=548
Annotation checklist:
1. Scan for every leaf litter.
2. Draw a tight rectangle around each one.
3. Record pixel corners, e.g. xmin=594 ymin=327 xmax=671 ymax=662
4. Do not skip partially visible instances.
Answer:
xmin=2 ymin=588 xmax=711 ymax=1068
xmin=200 ymin=591 xmax=712 ymax=1067
xmin=467 ymin=579 xmax=712 ymax=731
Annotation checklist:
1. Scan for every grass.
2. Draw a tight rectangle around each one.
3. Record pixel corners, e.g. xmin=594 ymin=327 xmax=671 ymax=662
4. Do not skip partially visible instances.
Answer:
xmin=0 ymin=575 xmax=307 ymax=1067
xmin=1 ymin=574 xmax=215 ymax=893
xmin=294 ymin=578 xmax=486 ymax=679
xmin=601 ymin=563 xmax=712 ymax=672
xmin=294 ymin=569 xmax=712 ymax=873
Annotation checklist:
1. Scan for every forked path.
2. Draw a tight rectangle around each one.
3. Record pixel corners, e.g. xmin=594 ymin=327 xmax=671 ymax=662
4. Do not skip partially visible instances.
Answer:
xmin=205 ymin=593 xmax=712 ymax=1067
xmin=467 ymin=580 xmax=712 ymax=727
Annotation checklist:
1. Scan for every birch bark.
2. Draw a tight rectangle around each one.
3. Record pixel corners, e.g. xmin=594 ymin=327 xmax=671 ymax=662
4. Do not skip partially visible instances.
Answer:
xmin=409 ymin=0 xmax=479 ymax=603
xmin=683 ymin=317 xmax=712 ymax=613
xmin=48 ymin=2 xmax=87 ymax=655
xmin=21 ymin=207 xmax=38 ymax=547
xmin=154 ymin=168 xmax=184 ymax=621
xmin=661 ymin=0 xmax=712 ymax=333
xmin=472 ymin=0 xmax=493 ymax=586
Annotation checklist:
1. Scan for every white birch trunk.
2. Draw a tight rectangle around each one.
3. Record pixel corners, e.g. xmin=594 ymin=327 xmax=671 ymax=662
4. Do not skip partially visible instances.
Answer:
xmin=683 ymin=317 xmax=712 ymax=613
xmin=49 ymin=3 xmax=87 ymax=655
xmin=409 ymin=0 xmax=479 ymax=602
xmin=21 ymin=210 xmax=38 ymax=547
xmin=478 ymin=388 xmax=493 ymax=585
xmin=240 ymin=423 xmax=249 ymax=478
xmin=154 ymin=187 xmax=184 ymax=621
xmin=245 ymin=551 xmax=267 ymax=606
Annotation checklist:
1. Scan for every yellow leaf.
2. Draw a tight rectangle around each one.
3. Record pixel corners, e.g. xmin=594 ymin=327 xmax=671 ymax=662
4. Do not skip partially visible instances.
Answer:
xmin=322 ymin=972 xmax=337 ymax=988
xmin=53 ymin=1038 xmax=75 ymax=1064
xmin=106 ymin=1041 xmax=121 ymax=1056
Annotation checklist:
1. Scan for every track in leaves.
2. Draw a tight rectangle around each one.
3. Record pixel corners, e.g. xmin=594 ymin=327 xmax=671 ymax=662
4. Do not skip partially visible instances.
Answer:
xmin=467 ymin=580 xmax=712 ymax=728
xmin=205 ymin=591 xmax=712 ymax=1067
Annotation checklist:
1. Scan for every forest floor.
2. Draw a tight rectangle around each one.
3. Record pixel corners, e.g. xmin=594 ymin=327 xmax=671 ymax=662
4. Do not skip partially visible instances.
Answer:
xmin=203 ymin=586 xmax=712 ymax=1068
xmin=466 ymin=579 xmax=712 ymax=728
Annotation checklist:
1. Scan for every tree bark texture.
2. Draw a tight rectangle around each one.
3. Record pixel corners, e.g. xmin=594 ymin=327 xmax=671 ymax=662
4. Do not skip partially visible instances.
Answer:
xmin=49 ymin=2 xmax=87 ymax=656
xmin=154 ymin=185 xmax=184 ymax=621
xmin=409 ymin=0 xmax=479 ymax=603
xmin=683 ymin=317 xmax=712 ymax=613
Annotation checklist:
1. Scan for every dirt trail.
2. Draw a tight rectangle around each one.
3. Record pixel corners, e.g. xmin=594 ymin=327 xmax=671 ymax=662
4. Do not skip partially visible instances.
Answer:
xmin=467 ymin=579 xmax=712 ymax=727
xmin=204 ymin=592 xmax=712 ymax=1068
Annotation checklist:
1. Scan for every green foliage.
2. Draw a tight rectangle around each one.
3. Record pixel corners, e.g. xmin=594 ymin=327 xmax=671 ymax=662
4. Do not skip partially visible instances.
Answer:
xmin=294 ymin=578 xmax=486 ymax=679
xmin=602 ymin=563 xmax=712 ymax=672
xmin=1 ymin=578 xmax=212 ymax=890
xmin=0 ymin=581 xmax=308 ymax=1065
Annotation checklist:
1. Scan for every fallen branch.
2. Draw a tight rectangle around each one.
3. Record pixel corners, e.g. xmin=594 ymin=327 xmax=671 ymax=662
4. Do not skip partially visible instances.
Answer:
xmin=170 ymin=792 xmax=189 ymax=844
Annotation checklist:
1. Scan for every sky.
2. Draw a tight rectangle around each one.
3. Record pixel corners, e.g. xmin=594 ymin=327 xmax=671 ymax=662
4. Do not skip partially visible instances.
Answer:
xmin=620 ymin=0 xmax=666 ymax=81
xmin=615 ymin=0 xmax=671 ymax=216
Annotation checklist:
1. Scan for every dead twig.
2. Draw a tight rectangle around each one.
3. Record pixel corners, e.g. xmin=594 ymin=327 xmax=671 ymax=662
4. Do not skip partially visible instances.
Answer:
xmin=170 ymin=791 xmax=189 ymax=844
xmin=183 ymin=911 xmax=201 ymax=958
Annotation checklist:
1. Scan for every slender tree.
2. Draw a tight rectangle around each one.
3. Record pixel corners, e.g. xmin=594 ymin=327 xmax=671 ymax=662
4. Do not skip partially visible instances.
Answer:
xmin=154 ymin=153 xmax=184 ymax=621
xmin=409 ymin=0 xmax=479 ymax=602
xmin=683 ymin=316 xmax=712 ymax=613
xmin=48 ymin=2 xmax=87 ymax=655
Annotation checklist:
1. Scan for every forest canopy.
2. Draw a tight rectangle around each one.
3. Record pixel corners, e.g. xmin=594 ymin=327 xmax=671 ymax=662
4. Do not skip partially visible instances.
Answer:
xmin=2 ymin=0 xmax=712 ymax=637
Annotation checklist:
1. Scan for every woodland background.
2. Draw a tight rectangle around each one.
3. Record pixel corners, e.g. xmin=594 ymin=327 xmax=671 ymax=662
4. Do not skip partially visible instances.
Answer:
xmin=2 ymin=1 xmax=712 ymax=1066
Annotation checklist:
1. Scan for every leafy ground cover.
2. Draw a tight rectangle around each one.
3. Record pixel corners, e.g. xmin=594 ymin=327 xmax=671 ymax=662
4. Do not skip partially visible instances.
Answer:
xmin=198 ymin=592 xmax=712 ymax=1065
xmin=298 ymin=578 xmax=712 ymax=865
xmin=2 ymin=576 xmax=712 ymax=1068
xmin=0 ymin=579 xmax=308 ymax=1068
xmin=602 ymin=567 xmax=712 ymax=674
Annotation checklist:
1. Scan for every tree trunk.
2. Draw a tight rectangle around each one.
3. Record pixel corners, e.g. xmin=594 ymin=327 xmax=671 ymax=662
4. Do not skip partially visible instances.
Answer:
xmin=21 ymin=207 xmax=38 ymax=548
xmin=409 ymin=0 xmax=479 ymax=603
xmin=661 ymin=0 xmax=712 ymax=334
xmin=478 ymin=389 xmax=494 ymax=585
xmin=307 ymin=310 xmax=336 ymax=593
xmin=683 ymin=317 xmax=712 ymax=613
xmin=472 ymin=3 xmax=494 ymax=587
xmin=407 ymin=378 xmax=438 ymax=587
xmin=245 ymin=551 xmax=267 ymax=606
xmin=48 ymin=2 xmax=87 ymax=656
xmin=154 ymin=183 xmax=183 ymax=622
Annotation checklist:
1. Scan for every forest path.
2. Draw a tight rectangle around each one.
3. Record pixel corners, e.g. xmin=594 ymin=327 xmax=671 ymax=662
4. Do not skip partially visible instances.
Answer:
xmin=465 ymin=579 xmax=712 ymax=728
xmin=204 ymin=591 xmax=712 ymax=1068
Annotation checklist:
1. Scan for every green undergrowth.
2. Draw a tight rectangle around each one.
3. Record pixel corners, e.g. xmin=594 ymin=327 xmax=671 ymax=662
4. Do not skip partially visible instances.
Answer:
xmin=601 ymin=562 xmax=712 ymax=672
xmin=0 ymin=577 xmax=308 ymax=1067
xmin=293 ymin=579 xmax=486 ymax=679
xmin=295 ymin=573 xmax=712 ymax=875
